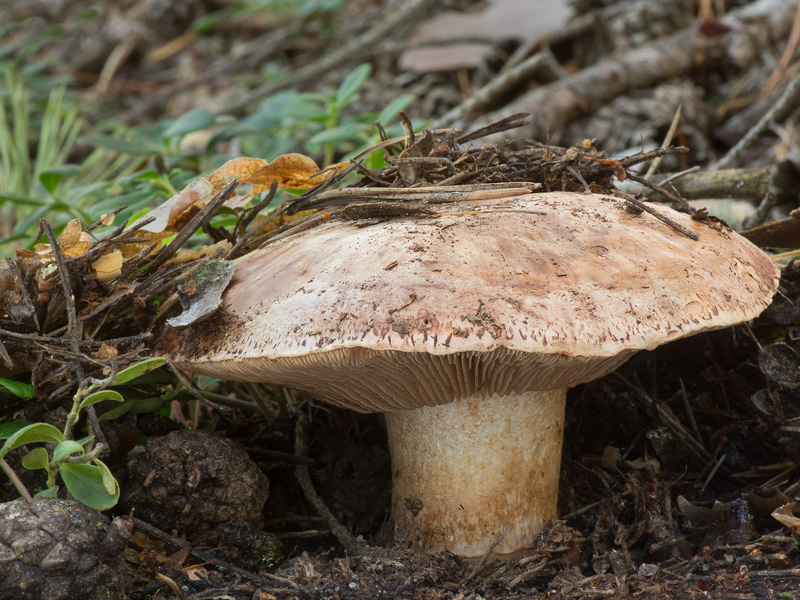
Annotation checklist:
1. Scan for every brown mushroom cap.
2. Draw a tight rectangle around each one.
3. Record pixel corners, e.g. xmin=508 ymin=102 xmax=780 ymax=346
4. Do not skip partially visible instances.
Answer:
xmin=161 ymin=191 xmax=779 ymax=413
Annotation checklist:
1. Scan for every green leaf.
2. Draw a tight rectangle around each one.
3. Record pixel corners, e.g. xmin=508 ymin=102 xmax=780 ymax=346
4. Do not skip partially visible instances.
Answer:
xmin=335 ymin=63 xmax=371 ymax=108
xmin=0 ymin=191 xmax=46 ymax=206
xmin=79 ymin=389 xmax=124 ymax=410
xmin=35 ymin=486 xmax=59 ymax=498
xmin=163 ymin=108 xmax=215 ymax=140
xmin=100 ymin=395 xmax=165 ymax=421
xmin=52 ymin=440 xmax=86 ymax=463
xmin=39 ymin=165 xmax=79 ymax=193
xmin=0 ymin=423 xmax=64 ymax=458
xmin=22 ymin=447 xmax=50 ymax=471
xmin=130 ymin=396 xmax=168 ymax=414
xmin=93 ymin=459 xmax=118 ymax=496
xmin=78 ymin=135 xmax=161 ymax=155
xmin=76 ymin=435 xmax=95 ymax=448
xmin=309 ymin=122 xmax=367 ymax=147
xmin=0 ymin=378 xmax=34 ymax=399
xmin=59 ymin=463 xmax=119 ymax=511
xmin=0 ymin=422 xmax=33 ymax=440
xmin=98 ymin=400 xmax=133 ymax=421
xmin=111 ymin=357 xmax=166 ymax=386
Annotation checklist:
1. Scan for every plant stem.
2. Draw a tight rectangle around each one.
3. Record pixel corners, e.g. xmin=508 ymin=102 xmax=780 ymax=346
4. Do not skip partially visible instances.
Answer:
xmin=0 ymin=458 xmax=33 ymax=502
xmin=62 ymin=389 xmax=84 ymax=441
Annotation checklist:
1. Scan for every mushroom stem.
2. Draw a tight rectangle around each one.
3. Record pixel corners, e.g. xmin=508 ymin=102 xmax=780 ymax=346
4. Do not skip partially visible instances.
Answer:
xmin=385 ymin=389 xmax=566 ymax=557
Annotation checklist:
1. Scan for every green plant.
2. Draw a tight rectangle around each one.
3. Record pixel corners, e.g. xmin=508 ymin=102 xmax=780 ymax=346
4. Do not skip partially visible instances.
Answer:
xmin=0 ymin=69 xmax=142 ymax=253
xmin=0 ymin=357 xmax=166 ymax=510
xmin=0 ymin=69 xmax=83 ymax=242
xmin=194 ymin=0 xmax=345 ymax=34
xmin=214 ymin=63 xmax=415 ymax=168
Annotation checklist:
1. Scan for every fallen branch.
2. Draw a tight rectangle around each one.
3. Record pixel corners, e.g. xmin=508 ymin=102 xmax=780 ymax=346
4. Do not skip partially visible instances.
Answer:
xmin=470 ymin=0 xmax=798 ymax=142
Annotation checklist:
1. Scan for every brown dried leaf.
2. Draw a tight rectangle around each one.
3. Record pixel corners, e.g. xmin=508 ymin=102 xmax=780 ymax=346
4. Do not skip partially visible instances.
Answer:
xmin=772 ymin=502 xmax=800 ymax=533
xmin=92 ymin=249 xmax=123 ymax=283
xmin=207 ymin=154 xmax=348 ymax=195
xmin=746 ymin=487 xmax=793 ymax=515
xmin=677 ymin=495 xmax=730 ymax=525
xmin=95 ymin=343 xmax=119 ymax=361
xmin=594 ymin=157 xmax=627 ymax=181
xmin=58 ymin=219 xmax=90 ymax=257
xmin=742 ymin=206 xmax=800 ymax=248
xmin=34 ymin=244 xmax=53 ymax=260
xmin=129 ymin=178 xmax=214 ymax=236
xmin=206 ymin=157 xmax=269 ymax=191
xmin=161 ymin=544 xmax=191 ymax=568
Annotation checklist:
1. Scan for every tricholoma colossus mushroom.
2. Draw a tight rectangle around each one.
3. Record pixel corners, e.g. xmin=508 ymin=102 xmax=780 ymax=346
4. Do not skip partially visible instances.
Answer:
xmin=160 ymin=191 xmax=779 ymax=557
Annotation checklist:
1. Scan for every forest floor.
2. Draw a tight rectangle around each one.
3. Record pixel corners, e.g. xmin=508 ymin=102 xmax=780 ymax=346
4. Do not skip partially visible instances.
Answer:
xmin=2 ymin=0 xmax=800 ymax=598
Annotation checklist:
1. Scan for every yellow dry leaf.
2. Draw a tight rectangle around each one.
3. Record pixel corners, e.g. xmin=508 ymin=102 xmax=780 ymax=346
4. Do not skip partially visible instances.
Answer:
xmin=248 ymin=153 xmax=343 ymax=190
xmin=207 ymin=154 xmax=350 ymax=196
xmin=58 ymin=219 xmax=91 ymax=257
xmin=34 ymin=243 xmax=53 ymax=259
xmin=58 ymin=219 xmax=82 ymax=248
xmin=92 ymin=249 xmax=123 ymax=283
xmin=772 ymin=502 xmax=800 ymax=534
xmin=163 ymin=240 xmax=232 ymax=267
xmin=99 ymin=213 xmax=115 ymax=226
xmin=206 ymin=157 xmax=269 ymax=193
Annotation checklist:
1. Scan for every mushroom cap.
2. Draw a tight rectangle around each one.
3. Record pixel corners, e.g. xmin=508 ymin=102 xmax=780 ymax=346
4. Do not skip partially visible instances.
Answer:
xmin=160 ymin=192 xmax=779 ymax=412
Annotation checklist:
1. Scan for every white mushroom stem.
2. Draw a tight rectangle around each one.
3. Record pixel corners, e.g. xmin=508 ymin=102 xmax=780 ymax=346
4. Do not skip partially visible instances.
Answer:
xmin=385 ymin=389 xmax=566 ymax=557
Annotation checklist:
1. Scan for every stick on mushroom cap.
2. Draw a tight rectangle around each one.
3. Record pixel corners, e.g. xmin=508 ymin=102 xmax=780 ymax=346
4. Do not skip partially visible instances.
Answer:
xmin=160 ymin=191 xmax=779 ymax=556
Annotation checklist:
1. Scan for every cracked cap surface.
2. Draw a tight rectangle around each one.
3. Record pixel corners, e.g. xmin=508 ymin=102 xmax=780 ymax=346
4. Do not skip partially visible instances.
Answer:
xmin=160 ymin=192 xmax=779 ymax=412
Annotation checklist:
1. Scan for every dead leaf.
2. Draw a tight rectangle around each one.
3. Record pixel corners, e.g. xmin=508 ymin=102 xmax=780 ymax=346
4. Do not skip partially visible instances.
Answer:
xmin=772 ymin=502 xmax=800 ymax=533
xmin=594 ymin=157 xmax=627 ymax=181
xmin=746 ymin=487 xmax=793 ymax=515
xmin=129 ymin=177 xmax=214 ymax=236
xmin=223 ymin=182 xmax=256 ymax=210
xmin=161 ymin=544 xmax=191 ymax=568
xmin=677 ymin=495 xmax=731 ymax=525
xmin=122 ymin=154 xmax=348 ymax=259
xmin=92 ymin=249 xmax=123 ymax=283
xmin=34 ymin=243 xmax=53 ymax=260
xmin=95 ymin=343 xmax=118 ymax=361
xmin=742 ymin=207 xmax=800 ymax=248
xmin=601 ymin=446 xmax=621 ymax=469
xmin=58 ymin=219 xmax=90 ymax=257
xmin=207 ymin=154 xmax=348 ymax=195
xmin=397 ymin=128 xmax=437 ymax=184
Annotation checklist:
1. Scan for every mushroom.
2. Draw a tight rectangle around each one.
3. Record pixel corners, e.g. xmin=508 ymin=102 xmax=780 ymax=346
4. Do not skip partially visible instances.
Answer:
xmin=159 ymin=191 xmax=779 ymax=557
